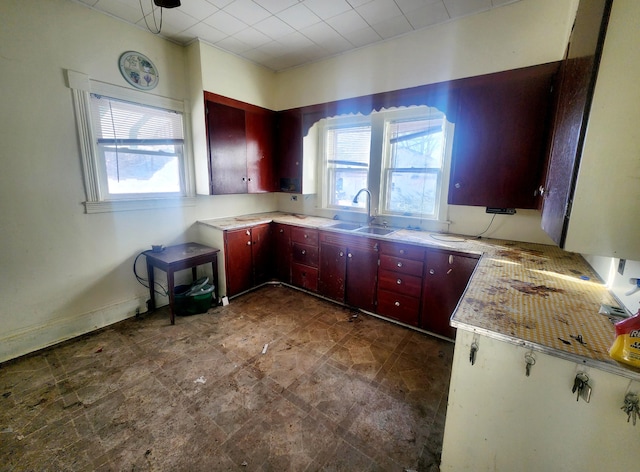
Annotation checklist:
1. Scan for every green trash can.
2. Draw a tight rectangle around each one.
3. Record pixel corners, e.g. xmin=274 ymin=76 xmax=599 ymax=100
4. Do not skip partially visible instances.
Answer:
xmin=174 ymin=277 xmax=215 ymax=316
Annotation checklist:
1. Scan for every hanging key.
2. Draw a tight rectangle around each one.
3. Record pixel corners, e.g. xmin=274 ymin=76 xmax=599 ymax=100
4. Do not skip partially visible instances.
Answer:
xmin=621 ymin=393 xmax=639 ymax=426
xmin=572 ymin=373 xmax=590 ymax=402
xmin=469 ymin=341 xmax=479 ymax=366
xmin=524 ymin=352 xmax=536 ymax=377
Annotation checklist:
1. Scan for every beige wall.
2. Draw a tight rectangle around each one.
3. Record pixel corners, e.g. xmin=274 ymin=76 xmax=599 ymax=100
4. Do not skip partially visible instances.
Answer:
xmin=0 ymin=0 xmax=581 ymax=362
xmin=0 ymin=0 xmax=277 ymax=362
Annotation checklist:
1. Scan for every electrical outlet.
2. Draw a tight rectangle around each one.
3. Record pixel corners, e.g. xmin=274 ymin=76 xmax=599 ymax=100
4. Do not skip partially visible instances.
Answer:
xmin=618 ymin=258 xmax=626 ymax=275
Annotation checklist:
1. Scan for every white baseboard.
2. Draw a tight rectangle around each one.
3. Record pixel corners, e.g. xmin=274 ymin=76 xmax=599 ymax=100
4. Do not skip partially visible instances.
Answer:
xmin=0 ymin=297 xmax=148 ymax=364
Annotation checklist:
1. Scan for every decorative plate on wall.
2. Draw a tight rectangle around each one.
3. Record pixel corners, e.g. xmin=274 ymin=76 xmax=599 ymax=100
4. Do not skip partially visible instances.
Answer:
xmin=118 ymin=51 xmax=159 ymax=90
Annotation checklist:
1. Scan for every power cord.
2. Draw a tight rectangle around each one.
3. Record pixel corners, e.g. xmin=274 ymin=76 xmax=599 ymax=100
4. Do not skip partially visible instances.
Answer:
xmin=474 ymin=213 xmax=497 ymax=239
xmin=133 ymin=251 xmax=168 ymax=297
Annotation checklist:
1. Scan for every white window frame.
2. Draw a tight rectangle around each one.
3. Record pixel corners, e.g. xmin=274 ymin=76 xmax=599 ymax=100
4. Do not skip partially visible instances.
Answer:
xmin=67 ymin=70 xmax=196 ymax=213
xmin=317 ymin=115 xmax=372 ymax=211
xmin=317 ymin=106 xmax=453 ymax=231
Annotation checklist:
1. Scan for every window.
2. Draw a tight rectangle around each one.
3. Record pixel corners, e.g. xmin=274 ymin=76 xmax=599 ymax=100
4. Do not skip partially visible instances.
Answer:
xmin=90 ymin=95 xmax=185 ymax=198
xmin=323 ymin=119 xmax=371 ymax=209
xmin=318 ymin=106 xmax=452 ymax=226
xmin=381 ymin=110 xmax=446 ymax=219
xmin=67 ymin=70 xmax=194 ymax=213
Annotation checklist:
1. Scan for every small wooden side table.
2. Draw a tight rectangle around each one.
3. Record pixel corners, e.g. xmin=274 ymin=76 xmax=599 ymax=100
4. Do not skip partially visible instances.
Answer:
xmin=144 ymin=242 xmax=220 ymax=325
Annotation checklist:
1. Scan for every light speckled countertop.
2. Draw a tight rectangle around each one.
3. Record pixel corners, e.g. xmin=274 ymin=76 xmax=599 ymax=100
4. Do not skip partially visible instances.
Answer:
xmin=198 ymin=212 xmax=636 ymax=378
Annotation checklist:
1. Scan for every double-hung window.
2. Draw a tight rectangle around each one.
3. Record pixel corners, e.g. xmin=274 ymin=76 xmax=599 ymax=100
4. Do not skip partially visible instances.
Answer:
xmin=322 ymin=118 xmax=371 ymax=209
xmin=67 ymin=70 xmax=194 ymax=213
xmin=318 ymin=106 xmax=452 ymax=227
xmin=90 ymin=94 xmax=185 ymax=198
xmin=380 ymin=109 xmax=447 ymax=219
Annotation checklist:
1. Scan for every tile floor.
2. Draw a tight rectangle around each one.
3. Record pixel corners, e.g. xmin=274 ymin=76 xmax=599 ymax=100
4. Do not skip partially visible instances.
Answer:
xmin=0 ymin=285 xmax=454 ymax=471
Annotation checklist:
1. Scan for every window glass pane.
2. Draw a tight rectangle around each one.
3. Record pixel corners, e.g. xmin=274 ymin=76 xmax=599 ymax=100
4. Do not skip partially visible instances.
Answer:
xmin=387 ymin=171 xmax=439 ymax=216
xmin=102 ymin=146 xmax=182 ymax=194
xmin=325 ymin=125 xmax=371 ymax=207
xmin=388 ymin=118 xmax=444 ymax=169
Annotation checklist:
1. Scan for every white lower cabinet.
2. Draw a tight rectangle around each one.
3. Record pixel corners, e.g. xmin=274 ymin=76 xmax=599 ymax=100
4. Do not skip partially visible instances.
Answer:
xmin=441 ymin=329 xmax=640 ymax=471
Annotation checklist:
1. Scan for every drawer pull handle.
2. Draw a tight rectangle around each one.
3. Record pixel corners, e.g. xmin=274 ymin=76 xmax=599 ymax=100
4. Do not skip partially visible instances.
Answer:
xmin=301 ymin=249 xmax=306 ymax=255
xmin=429 ymin=269 xmax=435 ymax=275
xmin=396 ymin=279 xmax=402 ymax=285
xmin=397 ymin=262 xmax=403 ymax=268
xmin=394 ymin=301 xmax=400 ymax=307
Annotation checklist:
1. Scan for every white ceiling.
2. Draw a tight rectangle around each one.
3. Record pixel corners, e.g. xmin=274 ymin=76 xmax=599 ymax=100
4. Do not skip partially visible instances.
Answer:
xmin=74 ymin=0 xmax=522 ymax=71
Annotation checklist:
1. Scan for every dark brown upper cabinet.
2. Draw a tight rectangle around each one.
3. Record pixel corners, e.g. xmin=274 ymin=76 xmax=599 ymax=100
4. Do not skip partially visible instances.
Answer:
xmin=540 ymin=0 xmax=613 ymax=247
xmin=205 ymin=92 xmax=277 ymax=195
xmin=448 ymin=62 xmax=559 ymax=209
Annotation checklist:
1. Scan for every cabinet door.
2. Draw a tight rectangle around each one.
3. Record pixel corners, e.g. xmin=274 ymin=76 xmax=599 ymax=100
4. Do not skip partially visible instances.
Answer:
xmin=273 ymin=223 xmax=291 ymax=283
xmin=275 ymin=109 xmax=303 ymax=192
xmin=206 ymin=101 xmax=248 ymax=195
xmin=224 ymin=228 xmax=253 ymax=297
xmin=246 ymin=108 xmax=276 ymax=193
xmin=421 ymin=251 xmax=478 ymax=338
xmin=319 ymin=242 xmax=347 ymax=303
xmin=345 ymin=238 xmax=379 ymax=313
xmin=540 ymin=0 xmax=613 ymax=246
xmin=251 ymin=223 xmax=273 ymax=286
xmin=448 ymin=63 xmax=558 ymax=209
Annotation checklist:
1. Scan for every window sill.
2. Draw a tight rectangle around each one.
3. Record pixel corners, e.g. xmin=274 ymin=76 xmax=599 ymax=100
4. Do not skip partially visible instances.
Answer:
xmin=84 ymin=197 xmax=197 ymax=214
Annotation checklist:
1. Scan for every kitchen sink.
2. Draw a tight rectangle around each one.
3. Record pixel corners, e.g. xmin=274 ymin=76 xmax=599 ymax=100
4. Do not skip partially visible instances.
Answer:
xmin=328 ymin=222 xmax=363 ymax=231
xmin=354 ymin=226 xmax=396 ymax=235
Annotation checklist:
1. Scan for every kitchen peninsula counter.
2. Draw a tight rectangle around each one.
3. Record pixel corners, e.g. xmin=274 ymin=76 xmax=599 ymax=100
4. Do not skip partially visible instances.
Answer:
xmin=198 ymin=212 xmax=634 ymax=379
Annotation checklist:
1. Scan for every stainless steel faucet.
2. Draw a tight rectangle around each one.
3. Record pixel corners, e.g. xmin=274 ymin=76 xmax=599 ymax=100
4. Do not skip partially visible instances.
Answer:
xmin=353 ymin=188 xmax=375 ymax=224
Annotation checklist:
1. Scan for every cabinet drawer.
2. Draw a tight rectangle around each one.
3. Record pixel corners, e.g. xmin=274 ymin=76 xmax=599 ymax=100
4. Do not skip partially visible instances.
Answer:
xmin=292 ymin=242 xmax=318 ymax=268
xmin=378 ymin=270 xmax=422 ymax=298
xmin=291 ymin=263 xmax=318 ymax=292
xmin=291 ymin=227 xmax=319 ymax=246
xmin=377 ymin=289 xmax=420 ymax=326
xmin=379 ymin=241 xmax=425 ymax=261
xmin=379 ymin=254 xmax=424 ymax=277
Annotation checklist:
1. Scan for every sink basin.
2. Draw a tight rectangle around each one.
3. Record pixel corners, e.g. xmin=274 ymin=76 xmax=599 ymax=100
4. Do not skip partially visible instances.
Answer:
xmin=329 ymin=222 xmax=363 ymax=231
xmin=354 ymin=226 xmax=396 ymax=235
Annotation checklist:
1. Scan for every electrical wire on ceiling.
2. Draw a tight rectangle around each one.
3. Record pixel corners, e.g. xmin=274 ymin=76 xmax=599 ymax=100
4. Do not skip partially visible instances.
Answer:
xmin=139 ymin=0 xmax=181 ymax=35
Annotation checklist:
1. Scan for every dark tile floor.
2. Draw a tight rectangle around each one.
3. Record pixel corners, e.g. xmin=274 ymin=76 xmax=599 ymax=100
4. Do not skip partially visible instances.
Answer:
xmin=0 ymin=285 xmax=454 ymax=471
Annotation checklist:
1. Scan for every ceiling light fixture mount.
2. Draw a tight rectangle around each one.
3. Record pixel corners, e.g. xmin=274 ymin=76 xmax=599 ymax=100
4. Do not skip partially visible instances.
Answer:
xmin=139 ymin=0 xmax=181 ymax=35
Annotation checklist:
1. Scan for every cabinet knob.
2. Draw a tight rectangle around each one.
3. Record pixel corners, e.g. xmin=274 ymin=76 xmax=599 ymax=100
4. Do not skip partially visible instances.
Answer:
xmin=454 ymin=182 xmax=461 ymax=189
xmin=399 ymin=249 xmax=405 ymax=255
xmin=279 ymin=229 xmax=284 ymax=233
xmin=247 ymin=241 xmax=251 ymax=246
xmin=348 ymin=253 xmax=353 ymax=258
xmin=429 ymin=268 xmax=435 ymax=275
xmin=301 ymin=249 xmax=306 ymax=255
xmin=394 ymin=301 xmax=400 ymax=307
xmin=396 ymin=279 xmax=402 ymax=285
xmin=246 ymin=230 xmax=250 ymax=236
xmin=397 ymin=262 xmax=403 ymax=268
xmin=339 ymin=251 xmax=344 ymax=257
xmin=304 ymin=234 xmax=308 ymax=239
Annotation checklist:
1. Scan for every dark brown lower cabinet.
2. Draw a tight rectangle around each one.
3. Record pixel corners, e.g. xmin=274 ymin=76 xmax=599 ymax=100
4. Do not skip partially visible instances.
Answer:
xmin=290 ymin=226 xmax=319 ymax=292
xmin=224 ymin=223 xmax=272 ymax=297
xmin=273 ymin=223 xmax=291 ymax=284
xmin=376 ymin=242 xmax=425 ymax=327
xmin=318 ymin=240 xmax=347 ymax=302
xmin=318 ymin=233 xmax=379 ymax=312
xmin=421 ymin=249 xmax=479 ymax=338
